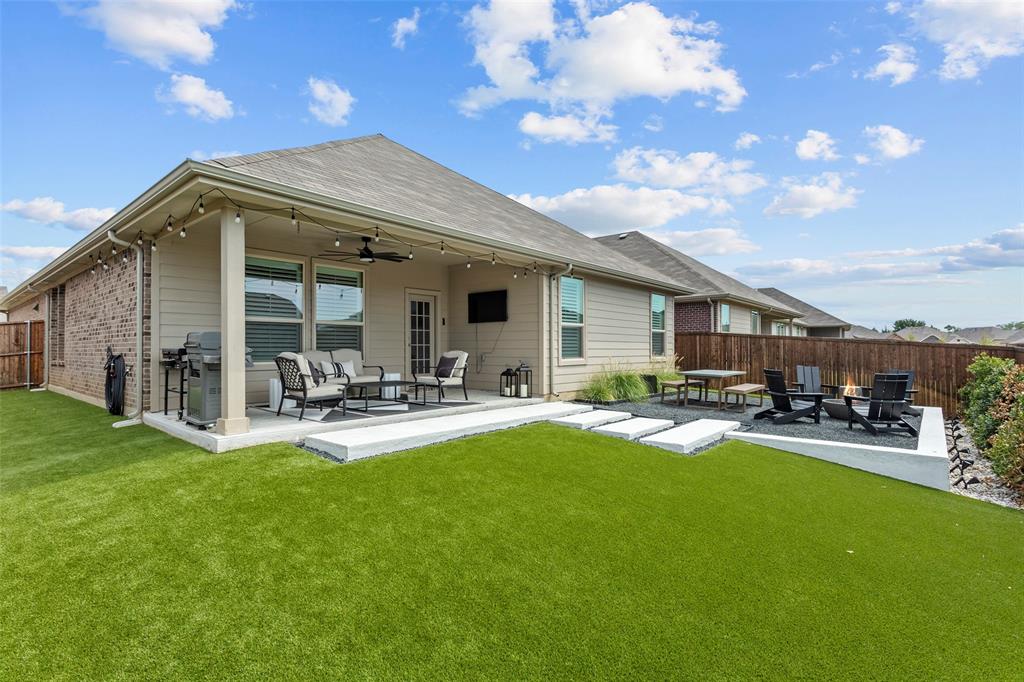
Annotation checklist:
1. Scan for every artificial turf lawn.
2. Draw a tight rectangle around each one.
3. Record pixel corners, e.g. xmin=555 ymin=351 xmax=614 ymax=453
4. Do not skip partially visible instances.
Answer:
xmin=2 ymin=390 xmax=1022 ymax=680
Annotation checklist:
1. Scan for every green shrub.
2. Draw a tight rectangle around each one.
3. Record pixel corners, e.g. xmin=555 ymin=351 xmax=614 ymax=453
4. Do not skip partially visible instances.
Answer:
xmin=959 ymin=354 xmax=1015 ymax=450
xmin=651 ymin=357 xmax=682 ymax=384
xmin=987 ymin=364 xmax=1024 ymax=493
xmin=578 ymin=369 xmax=653 ymax=402
xmin=578 ymin=374 xmax=615 ymax=403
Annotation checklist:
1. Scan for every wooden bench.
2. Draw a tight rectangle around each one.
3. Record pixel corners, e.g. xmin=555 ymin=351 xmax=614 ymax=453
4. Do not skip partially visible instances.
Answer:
xmin=722 ymin=383 xmax=765 ymax=412
xmin=660 ymin=379 xmax=705 ymax=406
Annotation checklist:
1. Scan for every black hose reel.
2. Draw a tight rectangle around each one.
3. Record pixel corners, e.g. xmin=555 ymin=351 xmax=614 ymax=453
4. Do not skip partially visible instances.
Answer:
xmin=104 ymin=346 xmax=128 ymax=416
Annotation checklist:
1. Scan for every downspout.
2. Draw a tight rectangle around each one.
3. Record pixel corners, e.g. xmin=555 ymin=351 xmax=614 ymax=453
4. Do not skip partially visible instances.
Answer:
xmin=548 ymin=263 xmax=573 ymax=399
xmin=108 ymin=229 xmax=144 ymax=427
xmin=706 ymin=297 xmax=715 ymax=332
xmin=25 ymin=284 xmax=47 ymax=391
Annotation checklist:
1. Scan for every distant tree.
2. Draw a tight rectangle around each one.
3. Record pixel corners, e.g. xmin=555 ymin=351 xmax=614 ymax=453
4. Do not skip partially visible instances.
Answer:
xmin=999 ymin=321 xmax=1024 ymax=330
xmin=893 ymin=319 xmax=926 ymax=332
xmin=944 ymin=324 xmax=961 ymax=333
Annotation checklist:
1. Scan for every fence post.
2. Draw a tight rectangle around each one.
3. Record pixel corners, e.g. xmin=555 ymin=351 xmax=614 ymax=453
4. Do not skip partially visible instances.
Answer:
xmin=25 ymin=320 xmax=31 ymax=388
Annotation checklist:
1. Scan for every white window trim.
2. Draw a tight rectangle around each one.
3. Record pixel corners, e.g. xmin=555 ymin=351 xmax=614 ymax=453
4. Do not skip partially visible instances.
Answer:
xmin=559 ymin=275 xmax=586 ymax=365
xmin=650 ymin=292 xmax=667 ymax=359
xmin=311 ymin=258 xmax=368 ymax=352
xmin=245 ymin=250 xmax=306 ymax=368
xmin=751 ymin=310 xmax=761 ymax=336
xmin=720 ymin=302 xmax=731 ymax=333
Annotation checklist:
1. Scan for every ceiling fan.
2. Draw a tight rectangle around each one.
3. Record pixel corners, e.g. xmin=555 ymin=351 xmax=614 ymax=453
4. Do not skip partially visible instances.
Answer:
xmin=320 ymin=236 xmax=405 ymax=263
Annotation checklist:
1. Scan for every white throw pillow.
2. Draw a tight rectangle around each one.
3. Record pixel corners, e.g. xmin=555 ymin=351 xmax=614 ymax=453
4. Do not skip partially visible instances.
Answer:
xmin=319 ymin=361 xmax=337 ymax=377
xmin=338 ymin=360 xmax=356 ymax=378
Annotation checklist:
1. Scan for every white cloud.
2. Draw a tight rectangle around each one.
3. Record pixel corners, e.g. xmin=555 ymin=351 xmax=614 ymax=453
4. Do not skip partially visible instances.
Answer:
xmin=518 ymin=111 xmax=617 ymax=144
xmin=737 ymin=225 xmax=1024 ymax=285
xmin=734 ymin=132 xmax=761 ymax=150
xmin=307 ymin=76 xmax=356 ymax=126
xmin=787 ymin=51 xmax=842 ymax=79
xmin=0 ymin=245 xmax=70 ymax=261
xmin=74 ymin=0 xmax=237 ymax=70
xmin=885 ymin=2 xmax=903 ymax=14
xmin=646 ymin=227 xmax=760 ymax=256
xmin=510 ymin=184 xmax=729 ymax=233
xmin=866 ymin=43 xmax=918 ymax=85
xmin=643 ymin=114 xmax=664 ymax=132
xmin=189 ymin=149 xmax=241 ymax=161
xmin=613 ymin=147 xmax=767 ymax=196
xmin=855 ymin=154 xmax=871 ymax=165
xmin=763 ymin=173 xmax=860 ymax=219
xmin=795 ymin=130 xmax=840 ymax=161
xmin=157 ymin=74 xmax=234 ymax=120
xmin=392 ymin=7 xmax=421 ymax=49
xmin=2 ymin=197 xmax=116 ymax=231
xmin=459 ymin=1 xmax=745 ymax=138
xmin=910 ymin=0 xmax=1024 ymax=80
xmin=864 ymin=124 xmax=924 ymax=159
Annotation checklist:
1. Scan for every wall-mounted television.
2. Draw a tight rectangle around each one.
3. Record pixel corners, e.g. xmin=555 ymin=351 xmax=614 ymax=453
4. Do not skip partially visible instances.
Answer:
xmin=468 ymin=290 xmax=508 ymax=323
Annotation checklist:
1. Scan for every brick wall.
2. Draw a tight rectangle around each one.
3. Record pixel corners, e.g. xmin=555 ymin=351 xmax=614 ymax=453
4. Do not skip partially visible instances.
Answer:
xmin=47 ymin=244 xmax=152 ymax=411
xmin=675 ymin=301 xmax=713 ymax=332
xmin=8 ymin=296 xmax=46 ymax=322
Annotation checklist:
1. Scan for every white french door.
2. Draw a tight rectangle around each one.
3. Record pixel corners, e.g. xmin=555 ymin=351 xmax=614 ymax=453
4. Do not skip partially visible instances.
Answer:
xmin=406 ymin=293 xmax=436 ymax=377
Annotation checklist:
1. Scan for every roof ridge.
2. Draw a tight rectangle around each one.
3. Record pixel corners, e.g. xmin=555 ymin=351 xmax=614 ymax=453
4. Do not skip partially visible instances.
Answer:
xmin=206 ymin=134 xmax=386 ymax=168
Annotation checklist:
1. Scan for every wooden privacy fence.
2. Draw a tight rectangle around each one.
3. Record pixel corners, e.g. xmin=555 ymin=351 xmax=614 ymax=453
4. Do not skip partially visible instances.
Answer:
xmin=675 ymin=332 xmax=1024 ymax=416
xmin=0 ymin=320 xmax=45 ymax=389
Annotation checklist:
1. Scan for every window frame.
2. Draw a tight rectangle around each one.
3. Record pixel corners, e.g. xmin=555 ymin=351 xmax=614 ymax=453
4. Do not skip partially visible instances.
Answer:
xmin=751 ymin=310 xmax=760 ymax=336
xmin=559 ymin=275 xmax=586 ymax=364
xmin=311 ymin=258 xmax=367 ymax=353
xmin=650 ymin=292 xmax=667 ymax=358
xmin=720 ymin=302 xmax=731 ymax=333
xmin=244 ymin=251 xmax=306 ymax=366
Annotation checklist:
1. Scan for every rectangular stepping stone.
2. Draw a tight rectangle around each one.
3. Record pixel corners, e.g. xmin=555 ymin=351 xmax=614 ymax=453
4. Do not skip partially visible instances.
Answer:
xmin=551 ymin=410 xmax=632 ymax=430
xmin=305 ymin=402 xmax=591 ymax=462
xmin=592 ymin=417 xmax=674 ymax=440
xmin=640 ymin=419 xmax=740 ymax=454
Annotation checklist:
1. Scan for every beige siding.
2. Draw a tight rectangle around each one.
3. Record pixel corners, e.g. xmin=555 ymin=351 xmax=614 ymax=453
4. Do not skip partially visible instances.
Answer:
xmin=551 ymin=275 xmax=674 ymax=396
xmin=448 ymin=264 xmax=542 ymax=391
xmin=721 ymin=301 xmax=754 ymax=334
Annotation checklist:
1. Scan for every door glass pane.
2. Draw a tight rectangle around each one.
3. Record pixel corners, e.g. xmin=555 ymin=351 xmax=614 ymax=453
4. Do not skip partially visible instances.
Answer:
xmin=409 ymin=298 xmax=433 ymax=374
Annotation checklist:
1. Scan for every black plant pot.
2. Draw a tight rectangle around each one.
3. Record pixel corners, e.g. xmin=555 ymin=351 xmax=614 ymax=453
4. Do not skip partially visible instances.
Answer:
xmin=641 ymin=374 xmax=659 ymax=395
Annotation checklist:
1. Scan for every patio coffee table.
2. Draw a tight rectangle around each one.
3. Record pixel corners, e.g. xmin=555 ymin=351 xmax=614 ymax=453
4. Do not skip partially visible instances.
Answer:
xmin=679 ymin=369 xmax=746 ymax=410
xmin=348 ymin=380 xmax=431 ymax=412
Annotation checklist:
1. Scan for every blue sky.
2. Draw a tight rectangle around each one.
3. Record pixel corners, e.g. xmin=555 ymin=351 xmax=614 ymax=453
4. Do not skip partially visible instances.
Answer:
xmin=1 ymin=0 xmax=1021 ymax=329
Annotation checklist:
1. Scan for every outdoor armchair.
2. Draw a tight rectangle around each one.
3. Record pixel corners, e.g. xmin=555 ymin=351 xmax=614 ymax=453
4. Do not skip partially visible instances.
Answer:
xmin=755 ymin=368 xmax=824 ymax=424
xmin=413 ymin=350 xmax=469 ymax=402
xmin=845 ymin=373 xmax=918 ymax=437
xmin=274 ymin=352 xmax=347 ymax=420
xmin=303 ymin=349 xmax=385 ymax=389
xmin=788 ymin=365 xmax=840 ymax=398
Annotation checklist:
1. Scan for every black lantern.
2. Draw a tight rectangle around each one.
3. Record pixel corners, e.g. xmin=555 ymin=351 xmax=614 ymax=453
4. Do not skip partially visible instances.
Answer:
xmin=514 ymin=362 xmax=533 ymax=398
xmin=500 ymin=368 xmax=517 ymax=397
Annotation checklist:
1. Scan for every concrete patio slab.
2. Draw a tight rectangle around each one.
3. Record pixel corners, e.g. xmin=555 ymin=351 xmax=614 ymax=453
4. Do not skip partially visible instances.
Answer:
xmin=640 ymin=419 xmax=741 ymax=454
xmin=592 ymin=417 xmax=674 ymax=441
xmin=550 ymin=410 xmax=632 ymax=430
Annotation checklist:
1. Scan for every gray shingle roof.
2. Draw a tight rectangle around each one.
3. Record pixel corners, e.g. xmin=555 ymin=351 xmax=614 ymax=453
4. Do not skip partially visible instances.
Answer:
xmin=756 ymin=288 xmax=850 ymax=329
xmin=593 ymin=231 xmax=802 ymax=316
xmin=204 ymin=135 xmax=687 ymax=291
xmin=847 ymin=325 xmax=888 ymax=339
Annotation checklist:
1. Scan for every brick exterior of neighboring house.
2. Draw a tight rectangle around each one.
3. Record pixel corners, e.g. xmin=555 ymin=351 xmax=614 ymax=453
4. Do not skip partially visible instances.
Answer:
xmin=9 ymin=247 xmax=153 ymax=411
xmin=675 ymin=301 xmax=715 ymax=332
xmin=7 ymin=298 xmax=46 ymax=322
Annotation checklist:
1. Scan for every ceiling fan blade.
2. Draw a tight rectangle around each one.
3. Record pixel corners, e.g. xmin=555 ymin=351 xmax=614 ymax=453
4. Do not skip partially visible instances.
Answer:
xmin=378 ymin=255 xmax=406 ymax=262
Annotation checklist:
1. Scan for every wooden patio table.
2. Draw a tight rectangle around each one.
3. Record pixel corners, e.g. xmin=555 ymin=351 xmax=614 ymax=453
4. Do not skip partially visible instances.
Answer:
xmin=679 ymin=369 xmax=746 ymax=410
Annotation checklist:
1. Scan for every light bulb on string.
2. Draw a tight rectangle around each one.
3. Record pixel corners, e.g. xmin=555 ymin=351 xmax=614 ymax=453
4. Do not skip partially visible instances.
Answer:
xmin=374 ymin=226 xmax=380 ymax=242
xmin=234 ymin=209 xmax=241 ymax=224
xmin=198 ymin=197 xmax=205 ymax=214
xmin=334 ymin=234 xmax=341 ymax=248
xmin=290 ymin=208 xmax=297 ymax=226
xmin=408 ymin=248 xmax=414 ymax=260
xmin=166 ymin=217 xmax=173 ymax=232
xmin=440 ymin=241 xmax=445 ymax=256
xmin=180 ymin=226 xmax=187 ymax=239
xmin=151 ymin=241 xmax=157 ymax=252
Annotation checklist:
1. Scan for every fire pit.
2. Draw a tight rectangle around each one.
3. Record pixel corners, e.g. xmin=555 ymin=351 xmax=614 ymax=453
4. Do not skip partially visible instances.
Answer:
xmin=823 ymin=382 xmax=862 ymax=419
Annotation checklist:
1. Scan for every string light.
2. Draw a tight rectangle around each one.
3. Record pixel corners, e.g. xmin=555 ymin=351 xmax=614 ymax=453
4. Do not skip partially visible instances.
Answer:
xmin=111 ymin=245 xmax=117 ymax=256
xmin=234 ymin=209 xmax=241 ymax=223
xmin=151 ymin=241 xmax=157 ymax=252
xmin=89 ymin=255 xmax=96 ymax=275
xmin=334 ymin=234 xmax=341 ymax=248
xmin=466 ymin=258 xmax=472 ymax=269
xmin=166 ymin=216 xmax=173 ymax=232
xmin=374 ymin=226 xmax=380 ymax=242
xmin=513 ymin=270 xmax=518 ymax=279
xmin=491 ymin=252 xmax=496 ymax=265
xmin=290 ymin=208 xmax=297 ymax=226
xmin=198 ymin=197 xmax=205 ymax=214
xmin=137 ymin=232 xmax=144 ymax=246
xmin=122 ymin=252 xmax=129 ymax=264
xmin=179 ymin=225 xmax=187 ymax=238
xmin=440 ymin=241 xmax=445 ymax=255
xmin=532 ymin=263 xmax=538 ymax=274
xmin=408 ymin=248 xmax=414 ymax=260
xmin=102 ymin=257 xmax=109 ymax=271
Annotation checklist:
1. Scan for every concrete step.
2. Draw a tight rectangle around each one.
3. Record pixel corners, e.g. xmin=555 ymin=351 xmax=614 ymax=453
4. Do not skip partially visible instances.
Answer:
xmin=592 ymin=417 xmax=674 ymax=441
xmin=305 ymin=402 xmax=592 ymax=462
xmin=550 ymin=409 xmax=632 ymax=430
xmin=639 ymin=419 xmax=741 ymax=454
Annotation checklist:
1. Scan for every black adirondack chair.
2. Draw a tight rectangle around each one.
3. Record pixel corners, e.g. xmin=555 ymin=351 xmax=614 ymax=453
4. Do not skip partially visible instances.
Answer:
xmin=845 ymin=373 xmax=918 ymax=436
xmin=886 ymin=367 xmax=921 ymax=415
xmin=755 ymin=368 xmax=824 ymax=424
xmin=789 ymin=365 xmax=840 ymax=397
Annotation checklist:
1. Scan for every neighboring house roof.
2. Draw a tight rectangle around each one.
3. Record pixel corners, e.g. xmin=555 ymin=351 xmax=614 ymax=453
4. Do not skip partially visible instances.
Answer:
xmin=1007 ymin=330 xmax=1024 ymax=346
xmin=847 ymin=325 xmax=888 ymax=339
xmin=889 ymin=326 xmax=972 ymax=343
xmin=956 ymin=326 xmax=1022 ymax=345
xmin=593 ymin=231 xmax=803 ymax=318
xmin=204 ymin=135 xmax=687 ymax=293
xmin=756 ymin=287 xmax=850 ymax=330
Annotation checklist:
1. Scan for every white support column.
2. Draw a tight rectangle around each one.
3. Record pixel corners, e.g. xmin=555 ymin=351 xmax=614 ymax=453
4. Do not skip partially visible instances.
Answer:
xmin=216 ymin=207 xmax=250 ymax=436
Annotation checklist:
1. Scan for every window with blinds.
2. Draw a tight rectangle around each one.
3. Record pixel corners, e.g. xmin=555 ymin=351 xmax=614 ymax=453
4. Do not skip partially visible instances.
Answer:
xmin=560 ymin=276 xmax=584 ymax=359
xmin=315 ymin=265 xmax=363 ymax=352
xmin=651 ymin=293 xmax=666 ymax=357
xmin=244 ymin=256 xmax=303 ymax=362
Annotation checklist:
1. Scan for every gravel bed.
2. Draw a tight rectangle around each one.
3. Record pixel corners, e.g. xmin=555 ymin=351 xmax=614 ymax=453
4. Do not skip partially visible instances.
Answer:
xmin=599 ymin=395 xmax=920 ymax=450
xmin=946 ymin=421 xmax=1022 ymax=510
